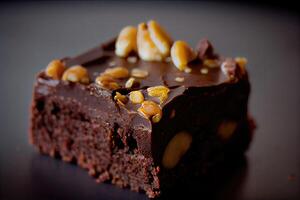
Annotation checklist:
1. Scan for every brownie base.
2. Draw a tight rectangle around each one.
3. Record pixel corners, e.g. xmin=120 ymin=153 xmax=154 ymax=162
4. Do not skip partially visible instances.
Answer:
xmin=30 ymin=93 xmax=253 ymax=198
xmin=30 ymin=95 xmax=160 ymax=198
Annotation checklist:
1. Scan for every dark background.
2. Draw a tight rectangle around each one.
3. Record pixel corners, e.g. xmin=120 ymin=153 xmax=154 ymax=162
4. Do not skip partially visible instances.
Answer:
xmin=0 ymin=1 xmax=299 ymax=199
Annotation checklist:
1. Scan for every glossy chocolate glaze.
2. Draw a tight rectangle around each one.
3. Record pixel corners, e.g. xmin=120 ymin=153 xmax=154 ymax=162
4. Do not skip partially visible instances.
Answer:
xmin=64 ymin=39 xmax=228 ymax=89
xmin=36 ymin=39 xmax=248 ymax=158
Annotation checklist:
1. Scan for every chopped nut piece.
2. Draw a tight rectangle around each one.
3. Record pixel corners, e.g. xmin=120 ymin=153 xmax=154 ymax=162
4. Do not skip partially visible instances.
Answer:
xmin=184 ymin=67 xmax=192 ymax=73
xmin=148 ymin=20 xmax=172 ymax=56
xmin=127 ymin=56 xmax=138 ymax=63
xmin=125 ymin=77 xmax=136 ymax=88
xmin=162 ymin=131 xmax=192 ymax=169
xmin=165 ymin=57 xmax=172 ymax=62
xmin=235 ymin=57 xmax=248 ymax=68
xmin=129 ymin=91 xmax=144 ymax=104
xmin=137 ymin=23 xmax=164 ymax=61
xmin=175 ymin=77 xmax=185 ymax=82
xmin=114 ymin=92 xmax=128 ymax=106
xmin=147 ymin=85 xmax=170 ymax=103
xmin=62 ymin=65 xmax=90 ymax=84
xmin=104 ymin=66 xmax=129 ymax=79
xmin=218 ymin=120 xmax=237 ymax=140
xmin=45 ymin=59 xmax=66 ymax=79
xmin=108 ymin=61 xmax=116 ymax=67
xmin=200 ymin=68 xmax=209 ymax=74
xmin=115 ymin=26 xmax=137 ymax=57
xmin=235 ymin=57 xmax=247 ymax=75
xmin=203 ymin=59 xmax=219 ymax=68
xmin=95 ymin=74 xmax=120 ymax=90
xmin=131 ymin=68 xmax=149 ymax=78
xmin=171 ymin=41 xmax=196 ymax=71
xmin=152 ymin=113 xmax=162 ymax=123
xmin=96 ymin=73 xmax=114 ymax=84
xmin=108 ymin=82 xmax=120 ymax=90
xmin=138 ymin=100 xmax=162 ymax=123
xmin=221 ymin=58 xmax=237 ymax=78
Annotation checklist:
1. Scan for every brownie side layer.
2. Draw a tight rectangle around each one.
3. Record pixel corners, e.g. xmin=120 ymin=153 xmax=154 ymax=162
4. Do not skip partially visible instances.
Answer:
xmin=30 ymin=75 xmax=160 ymax=197
xmin=30 ymin=73 xmax=252 ymax=198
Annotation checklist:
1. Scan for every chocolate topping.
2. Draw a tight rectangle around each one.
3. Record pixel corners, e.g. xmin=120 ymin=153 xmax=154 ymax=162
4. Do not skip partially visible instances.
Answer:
xmin=65 ymin=39 xmax=229 ymax=91
xmin=36 ymin=39 xmax=248 ymax=158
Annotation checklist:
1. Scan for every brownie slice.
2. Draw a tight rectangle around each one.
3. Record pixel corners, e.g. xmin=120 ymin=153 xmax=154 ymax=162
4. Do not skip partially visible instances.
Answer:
xmin=30 ymin=22 xmax=253 ymax=198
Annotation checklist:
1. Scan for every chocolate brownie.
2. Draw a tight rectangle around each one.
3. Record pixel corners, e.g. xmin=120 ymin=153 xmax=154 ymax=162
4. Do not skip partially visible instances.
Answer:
xmin=30 ymin=21 xmax=254 ymax=198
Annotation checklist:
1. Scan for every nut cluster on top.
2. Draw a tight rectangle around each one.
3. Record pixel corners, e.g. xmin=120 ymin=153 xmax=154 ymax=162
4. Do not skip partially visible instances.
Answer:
xmin=43 ymin=21 xmax=249 ymax=125
xmin=115 ymin=20 xmax=196 ymax=72
xmin=45 ymin=60 xmax=90 ymax=84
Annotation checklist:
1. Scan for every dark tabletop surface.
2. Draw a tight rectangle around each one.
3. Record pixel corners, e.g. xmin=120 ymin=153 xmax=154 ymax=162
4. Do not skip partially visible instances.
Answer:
xmin=0 ymin=1 xmax=299 ymax=200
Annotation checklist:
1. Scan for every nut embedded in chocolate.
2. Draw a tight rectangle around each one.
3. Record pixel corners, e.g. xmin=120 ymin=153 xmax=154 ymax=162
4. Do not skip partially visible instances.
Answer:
xmin=174 ymin=77 xmax=185 ymax=83
xmin=131 ymin=68 xmax=149 ymax=78
xmin=104 ymin=66 xmax=129 ymax=79
xmin=129 ymin=90 xmax=144 ymax=104
xmin=162 ymin=131 xmax=193 ymax=169
xmin=218 ymin=120 xmax=237 ymax=140
xmin=95 ymin=74 xmax=120 ymax=90
xmin=147 ymin=85 xmax=170 ymax=103
xmin=203 ymin=59 xmax=219 ymax=68
xmin=127 ymin=56 xmax=138 ymax=63
xmin=62 ymin=65 xmax=90 ymax=84
xmin=184 ymin=67 xmax=192 ymax=73
xmin=114 ymin=92 xmax=128 ymax=106
xmin=138 ymin=100 xmax=162 ymax=123
xmin=200 ymin=68 xmax=209 ymax=74
xmin=45 ymin=59 xmax=66 ymax=79
xmin=125 ymin=77 xmax=136 ymax=88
